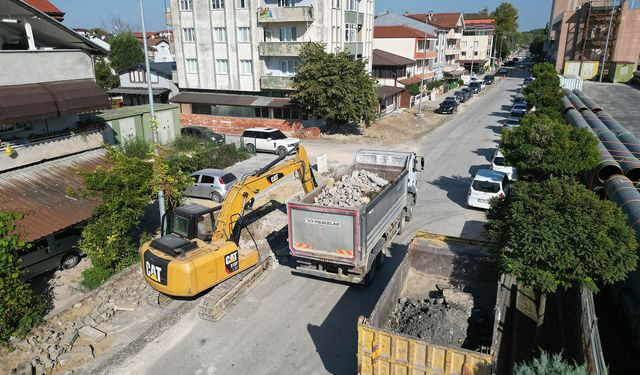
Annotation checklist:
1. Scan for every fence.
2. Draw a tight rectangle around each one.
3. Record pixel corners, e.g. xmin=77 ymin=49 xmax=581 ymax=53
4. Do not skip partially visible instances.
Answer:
xmin=580 ymin=288 xmax=607 ymax=375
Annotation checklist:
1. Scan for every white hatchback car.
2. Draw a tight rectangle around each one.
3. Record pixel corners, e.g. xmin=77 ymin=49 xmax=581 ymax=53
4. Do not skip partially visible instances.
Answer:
xmin=491 ymin=149 xmax=518 ymax=181
xmin=467 ymin=169 xmax=510 ymax=210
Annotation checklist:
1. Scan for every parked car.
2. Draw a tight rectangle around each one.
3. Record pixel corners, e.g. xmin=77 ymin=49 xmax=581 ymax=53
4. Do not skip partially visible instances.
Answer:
xmin=512 ymin=94 xmax=526 ymax=104
xmin=437 ymin=97 xmax=459 ymax=114
xmin=467 ymin=169 xmax=510 ymax=209
xmin=240 ymin=127 xmax=300 ymax=156
xmin=185 ymin=169 xmax=238 ymax=202
xmin=454 ymin=91 xmax=469 ymax=103
xmin=491 ymin=148 xmax=518 ymax=181
xmin=469 ymin=80 xmax=483 ymax=93
xmin=484 ymin=75 xmax=495 ymax=85
xmin=460 ymin=75 xmax=474 ymax=85
xmin=461 ymin=87 xmax=474 ymax=99
xmin=510 ymin=103 xmax=528 ymax=117
xmin=498 ymin=68 xmax=508 ymax=75
xmin=18 ymin=228 xmax=83 ymax=279
xmin=181 ymin=126 xmax=225 ymax=145
xmin=502 ymin=116 xmax=521 ymax=130
xmin=524 ymin=77 xmax=534 ymax=85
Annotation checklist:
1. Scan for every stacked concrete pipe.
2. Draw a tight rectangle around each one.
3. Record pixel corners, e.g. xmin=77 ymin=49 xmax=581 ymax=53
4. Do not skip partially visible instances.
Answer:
xmin=604 ymin=175 xmax=640 ymax=243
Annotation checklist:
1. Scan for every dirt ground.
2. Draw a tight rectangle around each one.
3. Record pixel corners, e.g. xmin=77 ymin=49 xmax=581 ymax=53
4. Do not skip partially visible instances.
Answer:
xmin=320 ymin=108 xmax=449 ymax=144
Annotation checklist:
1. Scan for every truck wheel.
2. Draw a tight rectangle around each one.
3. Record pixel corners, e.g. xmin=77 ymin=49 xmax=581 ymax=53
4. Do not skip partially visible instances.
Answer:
xmin=406 ymin=195 xmax=415 ymax=222
xmin=277 ymin=146 xmax=288 ymax=157
xmin=246 ymin=143 xmax=256 ymax=154
xmin=61 ymin=252 xmax=80 ymax=270
xmin=364 ymin=257 xmax=377 ymax=286
xmin=397 ymin=210 xmax=406 ymax=235
xmin=376 ymin=251 xmax=385 ymax=270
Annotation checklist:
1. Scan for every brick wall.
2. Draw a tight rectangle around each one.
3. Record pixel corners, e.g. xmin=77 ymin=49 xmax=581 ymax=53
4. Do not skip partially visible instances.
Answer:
xmin=180 ymin=114 xmax=322 ymax=139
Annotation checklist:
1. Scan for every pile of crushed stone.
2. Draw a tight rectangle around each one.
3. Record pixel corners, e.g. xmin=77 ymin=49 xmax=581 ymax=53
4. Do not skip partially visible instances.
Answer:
xmin=314 ymin=170 xmax=388 ymax=208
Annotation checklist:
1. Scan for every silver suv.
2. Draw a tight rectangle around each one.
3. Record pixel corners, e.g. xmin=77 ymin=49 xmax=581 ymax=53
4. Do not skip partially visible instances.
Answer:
xmin=185 ymin=169 xmax=238 ymax=202
xmin=241 ymin=127 xmax=300 ymax=156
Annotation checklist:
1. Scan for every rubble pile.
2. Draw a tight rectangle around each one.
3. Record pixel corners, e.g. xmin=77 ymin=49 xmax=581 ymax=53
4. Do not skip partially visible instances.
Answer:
xmin=386 ymin=287 xmax=475 ymax=348
xmin=314 ymin=170 xmax=388 ymax=208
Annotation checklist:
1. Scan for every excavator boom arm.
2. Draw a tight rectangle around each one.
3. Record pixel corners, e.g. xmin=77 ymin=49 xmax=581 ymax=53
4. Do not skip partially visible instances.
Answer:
xmin=212 ymin=145 xmax=316 ymax=241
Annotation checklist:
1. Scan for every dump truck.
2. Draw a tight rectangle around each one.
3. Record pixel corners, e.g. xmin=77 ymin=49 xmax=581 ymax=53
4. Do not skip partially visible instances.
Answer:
xmin=287 ymin=150 xmax=424 ymax=284
xmin=357 ymin=232 xmax=503 ymax=375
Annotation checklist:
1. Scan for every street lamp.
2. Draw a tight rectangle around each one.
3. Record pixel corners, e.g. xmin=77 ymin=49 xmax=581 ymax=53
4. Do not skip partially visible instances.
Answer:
xmin=139 ymin=0 xmax=166 ymax=223
xmin=418 ymin=11 xmax=433 ymax=115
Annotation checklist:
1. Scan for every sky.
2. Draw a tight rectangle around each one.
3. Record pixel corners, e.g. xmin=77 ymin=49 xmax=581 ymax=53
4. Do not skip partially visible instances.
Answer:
xmin=55 ymin=0 xmax=552 ymax=33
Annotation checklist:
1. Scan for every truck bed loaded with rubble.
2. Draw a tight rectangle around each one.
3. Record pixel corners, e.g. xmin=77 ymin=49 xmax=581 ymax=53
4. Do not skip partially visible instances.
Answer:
xmin=287 ymin=150 xmax=423 ymax=284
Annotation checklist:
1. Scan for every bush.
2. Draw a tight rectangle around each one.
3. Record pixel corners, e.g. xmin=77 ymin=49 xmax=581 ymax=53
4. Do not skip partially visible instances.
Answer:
xmin=0 ymin=211 xmax=45 ymax=342
xmin=119 ymin=137 xmax=151 ymax=159
xmin=514 ymin=351 xmax=592 ymax=375
xmin=172 ymin=135 xmax=207 ymax=153
xmin=81 ymin=264 xmax=116 ymax=290
xmin=406 ymin=83 xmax=420 ymax=96
xmin=458 ymin=79 xmax=464 ymax=86
xmin=169 ymin=143 xmax=249 ymax=174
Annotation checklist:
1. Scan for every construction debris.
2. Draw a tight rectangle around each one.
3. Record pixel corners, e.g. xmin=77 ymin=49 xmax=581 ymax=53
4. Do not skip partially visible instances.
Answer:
xmin=314 ymin=170 xmax=388 ymax=208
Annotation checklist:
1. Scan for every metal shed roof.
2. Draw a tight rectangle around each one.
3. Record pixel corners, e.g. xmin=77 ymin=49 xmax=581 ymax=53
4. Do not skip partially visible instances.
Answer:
xmin=0 ymin=149 xmax=109 ymax=242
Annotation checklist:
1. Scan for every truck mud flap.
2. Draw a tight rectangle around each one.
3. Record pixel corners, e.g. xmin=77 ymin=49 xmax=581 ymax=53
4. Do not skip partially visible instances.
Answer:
xmin=292 ymin=266 xmax=363 ymax=284
xmin=198 ymin=256 xmax=273 ymax=321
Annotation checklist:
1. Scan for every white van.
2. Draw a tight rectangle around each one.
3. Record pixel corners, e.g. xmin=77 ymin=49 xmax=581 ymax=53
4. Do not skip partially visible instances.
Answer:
xmin=467 ymin=169 xmax=510 ymax=210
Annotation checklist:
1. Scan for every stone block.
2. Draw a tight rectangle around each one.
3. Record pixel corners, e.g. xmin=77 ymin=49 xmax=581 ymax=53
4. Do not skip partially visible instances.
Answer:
xmin=77 ymin=326 xmax=106 ymax=344
xmin=60 ymin=329 xmax=78 ymax=349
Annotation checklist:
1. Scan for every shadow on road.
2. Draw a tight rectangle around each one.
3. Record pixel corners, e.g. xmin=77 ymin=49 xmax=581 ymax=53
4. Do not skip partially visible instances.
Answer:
xmin=487 ymin=124 xmax=503 ymax=134
xmin=429 ymin=175 xmax=473 ymax=209
xmin=472 ymin=147 xmax=497 ymax=162
xmin=460 ymin=219 xmax=486 ymax=240
xmin=489 ymin=111 xmax=508 ymax=119
xmin=306 ymin=242 xmax=407 ymax=374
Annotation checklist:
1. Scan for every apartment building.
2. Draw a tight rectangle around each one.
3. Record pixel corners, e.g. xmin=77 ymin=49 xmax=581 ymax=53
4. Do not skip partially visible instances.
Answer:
xmin=168 ymin=0 xmax=374 ymax=121
xmin=372 ymin=25 xmax=437 ymax=81
xmin=406 ymin=12 xmax=465 ymax=74
xmin=460 ymin=13 xmax=494 ymax=73
xmin=547 ymin=0 xmax=640 ymax=81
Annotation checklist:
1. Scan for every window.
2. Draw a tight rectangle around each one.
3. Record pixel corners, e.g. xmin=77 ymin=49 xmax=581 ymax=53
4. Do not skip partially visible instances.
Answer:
xmin=333 ymin=0 xmax=340 ymax=8
xmin=281 ymin=60 xmax=299 ymax=75
xmin=240 ymin=60 xmax=253 ymax=75
xmin=182 ymin=28 xmax=195 ymax=42
xmin=129 ymin=69 xmax=149 ymax=83
xmin=179 ymin=0 xmax=192 ymax=11
xmin=216 ymin=59 xmax=229 ymax=74
xmin=460 ymin=41 xmax=467 ymax=47
xmin=474 ymin=41 xmax=480 ymax=47
xmin=417 ymin=40 xmax=427 ymax=51
xmin=474 ymin=51 xmax=479 ymax=56
xmin=278 ymin=0 xmax=295 ymax=6
xmin=238 ymin=27 xmax=251 ymax=42
xmin=214 ymin=27 xmax=227 ymax=42
xmin=345 ymin=0 xmax=357 ymax=11
xmin=345 ymin=23 xmax=357 ymax=42
xmin=278 ymin=27 xmax=297 ymax=41
xmin=460 ymin=51 xmax=466 ymax=56
xmin=186 ymin=58 xmax=198 ymax=73
xmin=254 ymin=108 xmax=269 ymax=118
xmin=236 ymin=0 xmax=248 ymax=9
xmin=211 ymin=0 xmax=224 ymax=9
xmin=201 ymin=175 xmax=215 ymax=184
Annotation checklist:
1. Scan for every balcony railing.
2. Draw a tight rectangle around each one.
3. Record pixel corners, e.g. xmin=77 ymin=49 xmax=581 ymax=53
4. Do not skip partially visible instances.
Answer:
xmin=260 ymin=75 xmax=294 ymax=90
xmin=258 ymin=42 xmax=304 ymax=57
xmin=445 ymin=47 xmax=460 ymax=55
xmin=257 ymin=6 xmax=314 ymax=23
xmin=1 ymin=128 xmax=106 ymax=172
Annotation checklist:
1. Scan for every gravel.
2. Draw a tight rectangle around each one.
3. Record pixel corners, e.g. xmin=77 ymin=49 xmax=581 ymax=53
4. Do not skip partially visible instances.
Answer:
xmin=314 ymin=170 xmax=388 ymax=208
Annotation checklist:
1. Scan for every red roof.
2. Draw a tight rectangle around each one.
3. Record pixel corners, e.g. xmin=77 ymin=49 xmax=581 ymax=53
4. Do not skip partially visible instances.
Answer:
xmin=466 ymin=19 xmax=495 ymax=25
xmin=406 ymin=12 xmax=462 ymax=30
xmin=374 ymin=25 xmax=436 ymax=39
xmin=22 ymin=0 xmax=64 ymax=18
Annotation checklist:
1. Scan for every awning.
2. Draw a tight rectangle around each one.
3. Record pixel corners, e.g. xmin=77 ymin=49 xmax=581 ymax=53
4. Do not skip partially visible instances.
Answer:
xmin=108 ymin=87 xmax=169 ymax=96
xmin=0 ymin=83 xmax=59 ymax=123
xmin=376 ymin=86 xmax=404 ymax=99
xmin=398 ymin=73 xmax=435 ymax=86
xmin=41 ymin=79 xmax=110 ymax=116
xmin=0 ymin=149 xmax=109 ymax=242
xmin=171 ymin=92 xmax=291 ymax=108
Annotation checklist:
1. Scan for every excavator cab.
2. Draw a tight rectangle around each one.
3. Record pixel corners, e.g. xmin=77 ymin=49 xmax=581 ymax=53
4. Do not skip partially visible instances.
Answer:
xmin=160 ymin=204 xmax=219 ymax=240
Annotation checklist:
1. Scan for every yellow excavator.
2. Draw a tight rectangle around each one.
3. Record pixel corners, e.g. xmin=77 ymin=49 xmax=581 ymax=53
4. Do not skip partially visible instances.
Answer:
xmin=140 ymin=145 xmax=316 ymax=302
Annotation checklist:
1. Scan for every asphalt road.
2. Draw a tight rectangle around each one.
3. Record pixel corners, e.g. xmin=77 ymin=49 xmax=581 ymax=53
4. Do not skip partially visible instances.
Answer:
xmin=107 ymin=71 xmax=524 ymax=375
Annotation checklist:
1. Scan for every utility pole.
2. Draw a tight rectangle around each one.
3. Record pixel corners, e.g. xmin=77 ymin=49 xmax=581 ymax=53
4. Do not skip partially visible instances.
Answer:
xmin=470 ymin=28 xmax=478 ymax=76
xmin=139 ymin=0 xmax=166 ymax=222
xmin=599 ymin=0 xmax=616 ymax=82
xmin=418 ymin=11 xmax=433 ymax=115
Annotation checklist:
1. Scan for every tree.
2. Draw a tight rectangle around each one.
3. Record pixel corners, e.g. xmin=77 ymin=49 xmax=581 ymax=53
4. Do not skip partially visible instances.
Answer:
xmin=406 ymin=83 xmax=420 ymax=96
xmin=108 ymin=32 xmax=144 ymax=72
xmin=492 ymin=3 xmax=519 ymax=34
xmin=501 ymin=113 xmax=599 ymax=181
xmin=95 ymin=58 xmax=120 ymax=90
xmin=529 ymin=38 xmax=545 ymax=58
xmin=291 ymin=43 xmax=378 ymax=128
xmin=523 ymin=65 xmax=564 ymax=112
xmin=101 ymin=14 xmax=134 ymax=34
xmin=0 ymin=211 xmax=44 ymax=342
xmin=514 ymin=351 xmax=592 ymax=375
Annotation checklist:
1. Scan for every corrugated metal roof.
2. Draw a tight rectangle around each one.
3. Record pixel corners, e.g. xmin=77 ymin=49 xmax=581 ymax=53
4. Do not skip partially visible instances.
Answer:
xmin=372 ymin=49 xmax=416 ymax=66
xmin=376 ymin=86 xmax=405 ymax=99
xmin=0 ymin=149 xmax=109 ymax=242
xmin=170 ymin=92 xmax=292 ymax=108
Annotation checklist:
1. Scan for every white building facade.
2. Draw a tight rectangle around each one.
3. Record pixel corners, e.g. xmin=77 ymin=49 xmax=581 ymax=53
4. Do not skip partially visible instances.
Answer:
xmin=169 ymin=0 xmax=375 ymax=95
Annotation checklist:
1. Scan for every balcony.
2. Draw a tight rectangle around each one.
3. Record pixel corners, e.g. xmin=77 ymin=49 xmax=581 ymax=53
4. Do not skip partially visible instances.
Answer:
xmin=0 ymin=50 xmax=94 ymax=86
xmin=414 ymin=50 xmax=438 ymax=59
xmin=445 ymin=47 xmax=460 ymax=55
xmin=258 ymin=42 xmax=304 ymax=57
xmin=260 ymin=75 xmax=294 ymax=90
xmin=257 ymin=6 xmax=314 ymax=23
xmin=0 ymin=128 xmax=106 ymax=172
xmin=451 ymin=32 xmax=463 ymax=39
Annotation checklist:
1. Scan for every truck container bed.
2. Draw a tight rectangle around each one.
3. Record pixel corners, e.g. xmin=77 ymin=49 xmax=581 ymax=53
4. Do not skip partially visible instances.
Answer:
xmin=357 ymin=232 xmax=501 ymax=375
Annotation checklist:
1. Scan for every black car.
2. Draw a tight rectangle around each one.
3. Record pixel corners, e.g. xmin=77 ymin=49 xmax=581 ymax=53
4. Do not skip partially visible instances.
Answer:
xmin=454 ymin=91 xmax=469 ymax=103
xmin=461 ymin=87 xmax=474 ymax=99
xmin=181 ymin=126 xmax=225 ymax=145
xmin=437 ymin=97 xmax=459 ymax=114
xmin=469 ymin=81 xmax=482 ymax=93
xmin=484 ymin=75 xmax=495 ymax=85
